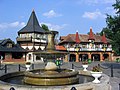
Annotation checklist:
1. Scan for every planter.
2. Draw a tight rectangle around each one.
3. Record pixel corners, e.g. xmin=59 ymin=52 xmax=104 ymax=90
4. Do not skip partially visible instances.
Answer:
xmin=82 ymin=65 xmax=88 ymax=71
xmin=25 ymin=64 xmax=31 ymax=71
xmin=91 ymin=71 xmax=102 ymax=83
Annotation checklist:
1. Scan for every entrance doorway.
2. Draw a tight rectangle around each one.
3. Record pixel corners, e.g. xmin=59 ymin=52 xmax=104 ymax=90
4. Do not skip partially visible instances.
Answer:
xmin=92 ymin=54 xmax=100 ymax=61
xmin=69 ymin=54 xmax=76 ymax=62
xmin=79 ymin=54 xmax=88 ymax=61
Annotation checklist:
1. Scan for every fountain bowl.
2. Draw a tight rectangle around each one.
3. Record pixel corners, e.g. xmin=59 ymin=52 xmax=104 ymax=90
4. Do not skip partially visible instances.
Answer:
xmin=24 ymin=69 xmax=79 ymax=86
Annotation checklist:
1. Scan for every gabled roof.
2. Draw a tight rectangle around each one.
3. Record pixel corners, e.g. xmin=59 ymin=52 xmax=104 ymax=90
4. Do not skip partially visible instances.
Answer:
xmin=18 ymin=10 xmax=46 ymax=34
xmin=0 ymin=39 xmax=27 ymax=52
xmin=55 ymin=45 xmax=66 ymax=51
xmin=59 ymin=34 xmax=75 ymax=44
xmin=0 ymin=38 xmax=14 ymax=46
xmin=59 ymin=33 xmax=110 ymax=45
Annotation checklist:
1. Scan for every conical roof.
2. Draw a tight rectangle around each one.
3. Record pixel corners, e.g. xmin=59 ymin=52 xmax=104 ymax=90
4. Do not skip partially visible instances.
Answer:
xmin=18 ymin=10 xmax=45 ymax=34
xmin=88 ymin=27 xmax=95 ymax=40
xmin=75 ymin=31 xmax=80 ymax=44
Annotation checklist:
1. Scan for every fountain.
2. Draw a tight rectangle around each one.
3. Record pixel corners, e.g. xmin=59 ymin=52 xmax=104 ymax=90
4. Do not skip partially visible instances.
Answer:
xmin=23 ymin=31 xmax=79 ymax=85
xmin=0 ymin=31 xmax=111 ymax=90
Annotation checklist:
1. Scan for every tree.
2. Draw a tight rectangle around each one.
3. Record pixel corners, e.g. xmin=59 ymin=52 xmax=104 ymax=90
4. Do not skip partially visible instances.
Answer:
xmin=100 ymin=0 xmax=120 ymax=55
xmin=41 ymin=24 xmax=49 ymax=31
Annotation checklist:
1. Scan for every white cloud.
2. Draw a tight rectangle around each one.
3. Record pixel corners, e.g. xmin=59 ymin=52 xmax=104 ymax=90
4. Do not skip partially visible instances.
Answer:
xmin=77 ymin=0 xmax=115 ymax=5
xmin=0 ymin=21 xmax=25 ymax=30
xmin=40 ymin=22 xmax=67 ymax=31
xmin=103 ymin=0 xmax=115 ymax=4
xmin=82 ymin=10 xmax=106 ymax=19
xmin=43 ymin=10 xmax=62 ymax=18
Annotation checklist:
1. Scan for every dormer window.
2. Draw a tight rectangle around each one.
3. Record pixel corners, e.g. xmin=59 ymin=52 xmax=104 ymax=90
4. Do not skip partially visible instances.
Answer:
xmin=7 ymin=43 xmax=12 ymax=48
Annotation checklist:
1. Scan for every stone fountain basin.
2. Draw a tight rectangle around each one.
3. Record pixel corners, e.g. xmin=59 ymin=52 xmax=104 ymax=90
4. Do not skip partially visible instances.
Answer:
xmin=24 ymin=69 xmax=79 ymax=85
xmin=0 ymin=70 xmax=111 ymax=90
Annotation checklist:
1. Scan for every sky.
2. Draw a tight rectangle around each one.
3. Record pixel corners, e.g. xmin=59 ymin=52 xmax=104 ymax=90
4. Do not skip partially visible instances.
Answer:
xmin=0 ymin=0 xmax=116 ymax=42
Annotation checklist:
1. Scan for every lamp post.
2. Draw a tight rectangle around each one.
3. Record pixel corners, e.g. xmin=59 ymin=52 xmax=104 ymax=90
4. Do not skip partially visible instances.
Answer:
xmin=67 ymin=45 xmax=70 ymax=62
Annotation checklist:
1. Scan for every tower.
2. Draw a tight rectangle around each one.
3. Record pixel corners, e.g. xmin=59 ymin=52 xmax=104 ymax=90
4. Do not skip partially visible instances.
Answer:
xmin=17 ymin=10 xmax=47 ymax=62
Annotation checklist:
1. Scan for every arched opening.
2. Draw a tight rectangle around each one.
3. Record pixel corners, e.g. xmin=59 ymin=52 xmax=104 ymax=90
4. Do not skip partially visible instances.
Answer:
xmin=28 ymin=54 xmax=32 ymax=60
xmin=79 ymin=54 xmax=88 ymax=61
xmin=36 ymin=55 xmax=41 ymax=60
xmin=69 ymin=54 xmax=76 ymax=62
xmin=92 ymin=54 xmax=100 ymax=61
xmin=103 ymin=54 xmax=109 ymax=61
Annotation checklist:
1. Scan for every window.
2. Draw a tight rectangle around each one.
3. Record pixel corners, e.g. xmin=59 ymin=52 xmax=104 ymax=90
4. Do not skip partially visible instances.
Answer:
xmin=28 ymin=54 xmax=31 ymax=60
xmin=7 ymin=43 xmax=12 ymax=48
xmin=36 ymin=55 xmax=41 ymax=60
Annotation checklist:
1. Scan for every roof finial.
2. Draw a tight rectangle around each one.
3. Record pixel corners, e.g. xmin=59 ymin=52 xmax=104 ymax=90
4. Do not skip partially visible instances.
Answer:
xmin=90 ymin=27 xmax=92 ymax=30
xmin=32 ymin=8 xmax=35 ymax=12
xmin=88 ymin=27 xmax=95 ymax=40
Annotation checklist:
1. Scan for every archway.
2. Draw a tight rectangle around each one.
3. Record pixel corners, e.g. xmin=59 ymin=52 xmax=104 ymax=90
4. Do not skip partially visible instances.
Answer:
xmin=69 ymin=54 xmax=76 ymax=62
xmin=79 ymin=54 xmax=88 ymax=61
xmin=103 ymin=54 xmax=109 ymax=61
xmin=92 ymin=54 xmax=100 ymax=61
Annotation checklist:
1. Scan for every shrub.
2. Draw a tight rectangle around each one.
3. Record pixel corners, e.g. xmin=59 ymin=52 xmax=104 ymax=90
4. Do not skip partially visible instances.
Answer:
xmin=92 ymin=65 xmax=102 ymax=72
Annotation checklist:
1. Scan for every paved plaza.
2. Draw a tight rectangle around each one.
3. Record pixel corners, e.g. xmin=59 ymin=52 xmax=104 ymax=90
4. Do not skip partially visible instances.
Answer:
xmin=0 ymin=61 xmax=120 ymax=90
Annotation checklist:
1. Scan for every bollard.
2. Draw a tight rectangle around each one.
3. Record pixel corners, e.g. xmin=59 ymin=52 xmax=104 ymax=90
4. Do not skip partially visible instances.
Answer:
xmin=111 ymin=64 xmax=113 ymax=77
xmin=32 ymin=64 xmax=34 ymax=69
xmin=70 ymin=87 xmax=77 ymax=90
xmin=72 ymin=63 xmax=74 ymax=69
xmin=18 ymin=64 xmax=21 ymax=71
xmin=5 ymin=64 xmax=7 ymax=73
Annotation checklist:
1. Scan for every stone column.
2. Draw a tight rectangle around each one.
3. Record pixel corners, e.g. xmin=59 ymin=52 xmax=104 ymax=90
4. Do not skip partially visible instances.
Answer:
xmin=88 ymin=53 xmax=91 ymax=59
xmin=65 ymin=55 xmax=68 ymax=62
xmin=108 ymin=52 xmax=112 ymax=61
xmin=76 ymin=53 xmax=79 ymax=62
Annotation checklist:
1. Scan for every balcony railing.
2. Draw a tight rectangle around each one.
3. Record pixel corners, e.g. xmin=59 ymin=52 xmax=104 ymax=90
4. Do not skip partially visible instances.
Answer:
xmin=17 ymin=37 xmax=32 ymax=42
xmin=67 ymin=47 xmax=112 ymax=52
xmin=17 ymin=37 xmax=47 ymax=43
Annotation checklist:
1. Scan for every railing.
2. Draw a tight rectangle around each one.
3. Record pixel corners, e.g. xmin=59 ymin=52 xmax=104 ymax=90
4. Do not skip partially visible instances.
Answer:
xmin=16 ymin=37 xmax=32 ymax=42
xmin=67 ymin=47 xmax=112 ymax=52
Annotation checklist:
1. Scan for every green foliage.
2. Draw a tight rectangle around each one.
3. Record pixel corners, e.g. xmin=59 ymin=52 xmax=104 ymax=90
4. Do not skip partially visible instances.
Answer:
xmin=100 ymin=1 xmax=120 ymax=55
xmin=92 ymin=65 xmax=102 ymax=72
xmin=112 ymin=0 xmax=120 ymax=14
xmin=41 ymin=24 xmax=49 ymax=31
xmin=88 ymin=59 xmax=92 ymax=64
xmin=55 ymin=60 xmax=61 ymax=66
xmin=116 ymin=58 xmax=120 ymax=63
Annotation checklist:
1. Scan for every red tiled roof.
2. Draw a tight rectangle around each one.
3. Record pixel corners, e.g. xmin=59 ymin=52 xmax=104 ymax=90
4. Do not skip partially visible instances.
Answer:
xmin=75 ymin=32 xmax=80 ymax=44
xmin=55 ymin=45 xmax=66 ymax=50
xmin=88 ymin=27 xmax=95 ymax=40
xmin=59 ymin=33 xmax=109 ymax=44
xmin=59 ymin=34 xmax=76 ymax=44
xmin=102 ymin=33 xmax=107 ymax=44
